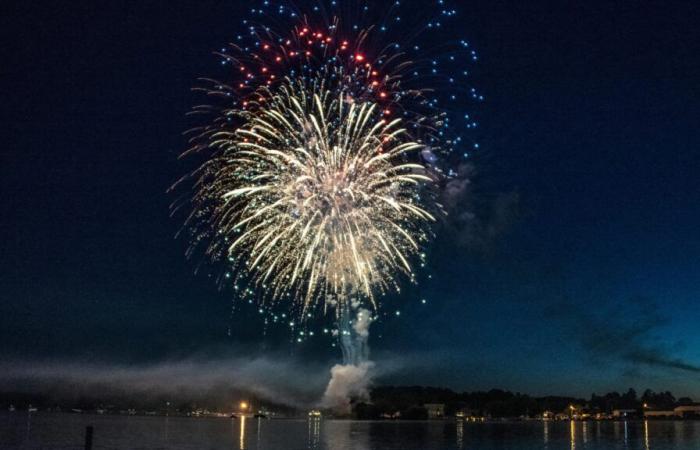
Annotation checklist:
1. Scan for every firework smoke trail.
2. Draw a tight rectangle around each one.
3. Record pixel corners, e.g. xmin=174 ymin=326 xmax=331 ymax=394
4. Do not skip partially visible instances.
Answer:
xmin=172 ymin=0 xmax=482 ymax=410
xmin=338 ymin=303 xmax=370 ymax=366
xmin=321 ymin=304 xmax=374 ymax=412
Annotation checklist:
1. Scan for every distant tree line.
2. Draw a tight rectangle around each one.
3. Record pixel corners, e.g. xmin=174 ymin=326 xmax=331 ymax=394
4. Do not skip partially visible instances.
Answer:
xmin=352 ymin=386 xmax=696 ymax=420
xmin=0 ymin=388 xmax=297 ymax=416
xmin=1 ymin=385 xmax=694 ymax=418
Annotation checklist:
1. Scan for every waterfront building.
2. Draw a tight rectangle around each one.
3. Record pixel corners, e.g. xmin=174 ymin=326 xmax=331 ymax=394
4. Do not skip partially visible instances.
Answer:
xmin=424 ymin=403 xmax=445 ymax=419
xmin=673 ymin=405 xmax=700 ymax=418
xmin=643 ymin=410 xmax=675 ymax=418
xmin=612 ymin=409 xmax=638 ymax=419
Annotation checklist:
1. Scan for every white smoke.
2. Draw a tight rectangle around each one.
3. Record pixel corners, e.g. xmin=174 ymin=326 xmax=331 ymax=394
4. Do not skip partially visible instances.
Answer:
xmin=353 ymin=308 xmax=371 ymax=338
xmin=321 ymin=307 xmax=374 ymax=414
xmin=321 ymin=361 xmax=374 ymax=414
xmin=0 ymin=355 xmax=329 ymax=408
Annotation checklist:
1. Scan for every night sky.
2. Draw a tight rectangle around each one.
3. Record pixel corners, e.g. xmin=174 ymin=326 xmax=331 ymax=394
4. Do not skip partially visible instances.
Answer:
xmin=2 ymin=1 xmax=699 ymax=399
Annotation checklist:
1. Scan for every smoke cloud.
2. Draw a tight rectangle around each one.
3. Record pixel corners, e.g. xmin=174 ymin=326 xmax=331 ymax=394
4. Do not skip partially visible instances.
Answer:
xmin=441 ymin=163 xmax=521 ymax=252
xmin=0 ymin=355 xmax=332 ymax=409
xmin=0 ymin=350 xmax=432 ymax=413
xmin=321 ymin=308 xmax=374 ymax=413
xmin=321 ymin=361 xmax=375 ymax=413
xmin=352 ymin=308 xmax=372 ymax=339
xmin=548 ymin=298 xmax=700 ymax=375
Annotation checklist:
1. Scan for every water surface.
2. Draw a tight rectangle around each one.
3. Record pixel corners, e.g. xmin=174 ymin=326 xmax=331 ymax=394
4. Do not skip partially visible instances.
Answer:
xmin=2 ymin=413 xmax=699 ymax=449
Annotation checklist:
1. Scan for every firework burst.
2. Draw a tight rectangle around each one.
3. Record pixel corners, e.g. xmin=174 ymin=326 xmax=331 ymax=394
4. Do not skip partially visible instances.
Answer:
xmin=173 ymin=0 xmax=480 ymax=318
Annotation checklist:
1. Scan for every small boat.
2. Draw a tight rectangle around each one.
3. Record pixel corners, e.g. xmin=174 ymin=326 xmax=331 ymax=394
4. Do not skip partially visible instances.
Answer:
xmin=8 ymin=405 xmax=15 ymax=412
xmin=254 ymin=413 xmax=268 ymax=419
xmin=28 ymin=405 xmax=38 ymax=413
xmin=230 ymin=413 xmax=239 ymax=419
xmin=71 ymin=409 xmax=83 ymax=414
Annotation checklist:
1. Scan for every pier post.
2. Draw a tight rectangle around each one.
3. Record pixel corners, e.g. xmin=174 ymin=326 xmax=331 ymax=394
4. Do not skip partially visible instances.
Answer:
xmin=84 ymin=425 xmax=93 ymax=450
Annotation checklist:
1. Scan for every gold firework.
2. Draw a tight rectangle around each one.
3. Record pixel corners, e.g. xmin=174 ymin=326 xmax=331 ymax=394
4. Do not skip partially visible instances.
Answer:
xmin=182 ymin=76 xmax=437 ymax=314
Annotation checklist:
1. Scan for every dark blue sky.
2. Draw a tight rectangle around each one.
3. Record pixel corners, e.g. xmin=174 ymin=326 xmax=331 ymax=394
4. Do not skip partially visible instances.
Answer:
xmin=1 ymin=0 xmax=699 ymax=398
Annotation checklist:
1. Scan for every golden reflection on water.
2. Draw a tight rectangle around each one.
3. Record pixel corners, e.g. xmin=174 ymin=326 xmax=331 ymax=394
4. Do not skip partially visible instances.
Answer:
xmin=570 ymin=420 xmax=576 ymax=450
xmin=239 ymin=415 xmax=246 ymax=450
xmin=543 ymin=420 xmax=550 ymax=447
xmin=308 ymin=418 xmax=321 ymax=449
xmin=644 ymin=420 xmax=651 ymax=450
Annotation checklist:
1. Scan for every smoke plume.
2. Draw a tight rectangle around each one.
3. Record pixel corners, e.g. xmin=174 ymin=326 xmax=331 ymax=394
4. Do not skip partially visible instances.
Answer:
xmin=0 ymin=355 xmax=330 ymax=409
xmin=548 ymin=297 xmax=700 ymax=375
xmin=321 ymin=307 xmax=374 ymax=413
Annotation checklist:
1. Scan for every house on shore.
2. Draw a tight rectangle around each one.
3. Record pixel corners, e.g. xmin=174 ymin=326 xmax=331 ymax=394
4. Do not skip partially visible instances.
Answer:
xmin=424 ymin=403 xmax=445 ymax=419
xmin=612 ymin=409 xmax=638 ymax=419
xmin=644 ymin=410 xmax=675 ymax=418
xmin=674 ymin=405 xmax=700 ymax=418
xmin=643 ymin=404 xmax=700 ymax=419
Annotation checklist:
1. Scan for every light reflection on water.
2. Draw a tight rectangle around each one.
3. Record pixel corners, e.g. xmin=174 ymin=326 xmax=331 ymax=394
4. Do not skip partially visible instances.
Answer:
xmin=1 ymin=413 xmax=699 ymax=449
xmin=645 ymin=420 xmax=650 ymax=450
xmin=239 ymin=415 xmax=246 ymax=450
xmin=456 ymin=418 xmax=464 ymax=449
xmin=308 ymin=417 xmax=321 ymax=449
xmin=569 ymin=420 xmax=575 ymax=450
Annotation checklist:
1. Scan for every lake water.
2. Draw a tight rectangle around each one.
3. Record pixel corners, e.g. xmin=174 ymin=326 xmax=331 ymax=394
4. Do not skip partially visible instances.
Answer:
xmin=1 ymin=413 xmax=699 ymax=449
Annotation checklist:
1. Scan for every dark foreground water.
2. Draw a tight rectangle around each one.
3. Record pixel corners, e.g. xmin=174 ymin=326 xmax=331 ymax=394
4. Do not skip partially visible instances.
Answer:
xmin=1 ymin=413 xmax=699 ymax=450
